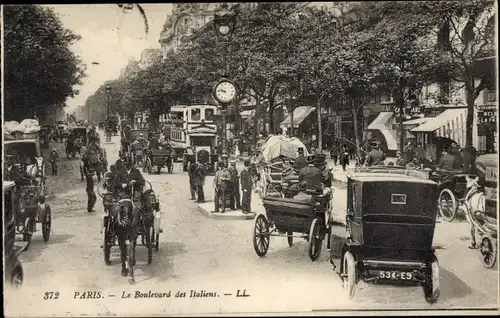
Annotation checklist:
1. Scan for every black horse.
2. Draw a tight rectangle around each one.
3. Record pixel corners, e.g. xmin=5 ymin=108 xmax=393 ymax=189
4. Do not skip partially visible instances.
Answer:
xmin=114 ymin=194 xmax=140 ymax=284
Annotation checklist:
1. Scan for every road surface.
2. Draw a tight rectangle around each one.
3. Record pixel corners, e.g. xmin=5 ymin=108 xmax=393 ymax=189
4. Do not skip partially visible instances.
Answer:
xmin=4 ymin=133 xmax=498 ymax=316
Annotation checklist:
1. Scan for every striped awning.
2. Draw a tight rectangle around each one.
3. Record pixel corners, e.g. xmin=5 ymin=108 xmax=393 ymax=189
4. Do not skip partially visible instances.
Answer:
xmin=280 ymin=106 xmax=315 ymax=128
xmin=411 ymin=108 xmax=468 ymax=147
xmin=366 ymin=112 xmax=398 ymax=151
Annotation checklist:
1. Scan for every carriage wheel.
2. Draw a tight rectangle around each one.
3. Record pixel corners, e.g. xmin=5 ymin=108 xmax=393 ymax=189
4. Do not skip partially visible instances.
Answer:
xmin=438 ymin=188 xmax=457 ymax=222
xmin=252 ymin=214 xmax=270 ymax=257
xmin=147 ymin=226 xmax=153 ymax=264
xmin=308 ymin=218 xmax=323 ymax=261
xmin=102 ymin=227 xmax=111 ymax=266
xmin=479 ymin=236 xmax=497 ymax=268
xmin=342 ymin=251 xmax=357 ymax=299
xmin=42 ymin=205 xmax=52 ymax=243
xmin=22 ymin=217 xmax=33 ymax=251
xmin=422 ymin=255 xmax=440 ymax=304
xmin=11 ymin=262 xmax=23 ymax=288
xmin=287 ymin=231 xmax=293 ymax=247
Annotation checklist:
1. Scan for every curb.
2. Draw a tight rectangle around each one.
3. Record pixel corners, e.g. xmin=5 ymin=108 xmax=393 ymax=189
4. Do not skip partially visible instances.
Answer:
xmin=196 ymin=204 xmax=256 ymax=220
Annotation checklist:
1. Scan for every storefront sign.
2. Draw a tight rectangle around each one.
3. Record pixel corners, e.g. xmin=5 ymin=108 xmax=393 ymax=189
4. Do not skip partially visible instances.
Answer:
xmin=478 ymin=105 xmax=497 ymax=124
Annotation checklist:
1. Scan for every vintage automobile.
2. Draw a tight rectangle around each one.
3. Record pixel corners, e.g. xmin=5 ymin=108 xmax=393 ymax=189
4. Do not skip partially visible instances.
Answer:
xmin=254 ymin=187 xmax=333 ymax=261
xmin=330 ymin=166 xmax=440 ymax=303
xmin=4 ymin=181 xmax=25 ymax=288
xmin=98 ymin=180 xmax=162 ymax=265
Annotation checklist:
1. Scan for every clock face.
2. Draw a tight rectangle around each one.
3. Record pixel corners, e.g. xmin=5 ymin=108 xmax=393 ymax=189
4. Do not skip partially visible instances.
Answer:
xmin=214 ymin=81 xmax=236 ymax=103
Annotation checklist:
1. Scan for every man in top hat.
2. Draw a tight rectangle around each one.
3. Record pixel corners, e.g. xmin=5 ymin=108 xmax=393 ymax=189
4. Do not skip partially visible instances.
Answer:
xmin=293 ymin=147 xmax=308 ymax=171
xmin=240 ymin=159 xmax=253 ymax=214
xmin=365 ymin=141 xmax=386 ymax=166
xmin=228 ymin=159 xmax=241 ymax=210
xmin=298 ymin=155 xmax=324 ymax=193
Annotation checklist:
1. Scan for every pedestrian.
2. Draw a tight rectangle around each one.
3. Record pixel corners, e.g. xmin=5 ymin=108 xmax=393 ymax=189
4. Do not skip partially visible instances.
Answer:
xmin=49 ymin=149 xmax=59 ymax=176
xmin=240 ymin=159 xmax=252 ymax=214
xmin=228 ymin=160 xmax=241 ymax=210
xmin=194 ymin=160 xmax=206 ymax=203
xmin=403 ymin=141 xmax=414 ymax=163
xmin=438 ymin=147 xmax=458 ymax=171
xmin=340 ymin=144 xmax=350 ymax=172
xmin=330 ymin=144 xmax=338 ymax=166
xmin=395 ymin=151 xmax=407 ymax=166
xmin=85 ymin=169 xmax=97 ymax=213
xmin=212 ymin=162 xmax=225 ymax=213
xmin=188 ymin=161 xmax=197 ymax=200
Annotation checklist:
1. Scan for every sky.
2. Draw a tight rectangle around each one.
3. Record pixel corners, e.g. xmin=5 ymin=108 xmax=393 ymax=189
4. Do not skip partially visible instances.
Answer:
xmin=46 ymin=4 xmax=173 ymax=113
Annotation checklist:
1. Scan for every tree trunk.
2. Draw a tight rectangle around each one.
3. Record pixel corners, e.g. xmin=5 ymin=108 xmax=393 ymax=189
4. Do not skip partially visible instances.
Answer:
xmin=466 ymin=94 xmax=474 ymax=148
xmin=351 ymin=100 xmax=362 ymax=161
xmin=252 ymin=96 xmax=260 ymax=147
xmin=316 ymin=97 xmax=323 ymax=152
xmin=268 ymin=98 xmax=275 ymax=135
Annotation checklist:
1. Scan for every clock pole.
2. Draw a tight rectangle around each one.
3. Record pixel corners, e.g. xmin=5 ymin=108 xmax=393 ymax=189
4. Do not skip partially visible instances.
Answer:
xmin=213 ymin=3 xmax=237 ymax=167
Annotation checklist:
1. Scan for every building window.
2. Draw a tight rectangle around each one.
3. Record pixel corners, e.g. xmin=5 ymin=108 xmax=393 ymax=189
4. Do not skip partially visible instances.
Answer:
xmin=486 ymin=90 xmax=496 ymax=103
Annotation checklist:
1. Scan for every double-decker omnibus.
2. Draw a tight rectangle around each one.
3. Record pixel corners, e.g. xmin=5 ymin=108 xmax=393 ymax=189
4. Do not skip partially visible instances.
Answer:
xmin=167 ymin=105 xmax=219 ymax=172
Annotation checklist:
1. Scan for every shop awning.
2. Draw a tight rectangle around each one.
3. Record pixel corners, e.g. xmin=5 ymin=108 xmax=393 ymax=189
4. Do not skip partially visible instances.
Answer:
xmin=403 ymin=117 xmax=428 ymax=125
xmin=411 ymin=108 xmax=468 ymax=147
xmin=367 ymin=112 xmax=393 ymax=130
xmin=366 ymin=112 xmax=398 ymax=151
xmin=280 ymin=106 xmax=315 ymax=128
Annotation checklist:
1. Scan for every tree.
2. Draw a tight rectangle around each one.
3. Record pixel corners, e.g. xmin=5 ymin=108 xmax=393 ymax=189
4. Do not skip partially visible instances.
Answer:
xmin=417 ymin=0 xmax=495 ymax=148
xmin=3 ymin=5 xmax=85 ymax=121
xmin=348 ymin=1 xmax=447 ymax=152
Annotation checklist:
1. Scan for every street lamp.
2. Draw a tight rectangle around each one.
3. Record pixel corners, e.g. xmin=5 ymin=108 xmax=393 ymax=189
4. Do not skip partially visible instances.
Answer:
xmin=213 ymin=3 xmax=237 ymax=166
xmin=105 ymin=85 xmax=112 ymax=142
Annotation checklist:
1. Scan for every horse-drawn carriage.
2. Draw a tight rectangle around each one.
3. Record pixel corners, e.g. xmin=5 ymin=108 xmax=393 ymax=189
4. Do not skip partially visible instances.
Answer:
xmin=4 ymin=131 xmax=51 ymax=250
xmin=66 ymin=126 xmax=88 ymax=159
xmin=4 ymin=181 xmax=26 ymax=288
xmin=330 ymin=166 xmax=440 ymax=303
xmin=129 ymin=129 xmax=149 ymax=166
xmin=253 ymin=135 xmax=310 ymax=198
xmin=97 ymin=179 xmax=162 ymax=284
xmin=465 ymin=154 xmax=497 ymax=268
xmin=145 ymin=147 xmax=173 ymax=174
xmin=254 ymin=187 xmax=333 ymax=261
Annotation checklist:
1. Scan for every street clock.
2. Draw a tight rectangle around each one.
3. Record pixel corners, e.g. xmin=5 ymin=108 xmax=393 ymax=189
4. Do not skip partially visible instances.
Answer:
xmin=213 ymin=79 xmax=237 ymax=105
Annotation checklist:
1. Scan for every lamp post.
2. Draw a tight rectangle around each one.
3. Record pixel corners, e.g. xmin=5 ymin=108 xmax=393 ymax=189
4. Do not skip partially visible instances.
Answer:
xmin=213 ymin=3 xmax=236 ymax=166
xmin=105 ymin=85 xmax=112 ymax=142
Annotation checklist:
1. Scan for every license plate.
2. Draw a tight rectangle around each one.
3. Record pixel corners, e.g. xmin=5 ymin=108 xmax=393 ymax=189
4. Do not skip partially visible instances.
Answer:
xmin=378 ymin=271 xmax=413 ymax=280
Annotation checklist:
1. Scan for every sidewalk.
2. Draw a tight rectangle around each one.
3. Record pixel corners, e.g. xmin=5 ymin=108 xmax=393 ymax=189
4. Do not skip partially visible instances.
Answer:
xmin=196 ymin=175 xmax=258 ymax=220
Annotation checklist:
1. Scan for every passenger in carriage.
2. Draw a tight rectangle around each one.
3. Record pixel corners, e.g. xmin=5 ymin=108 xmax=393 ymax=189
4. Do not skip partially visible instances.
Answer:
xmin=293 ymin=181 xmax=314 ymax=203
xmin=293 ymin=147 xmax=308 ymax=171
xmin=298 ymin=155 xmax=324 ymax=194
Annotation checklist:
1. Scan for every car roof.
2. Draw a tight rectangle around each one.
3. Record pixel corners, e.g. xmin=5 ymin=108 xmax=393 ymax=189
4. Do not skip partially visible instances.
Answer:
xmin=3 ymin=181 xmax=15 ymax=190
xmin=349 ymin=173 xmax=437 ymax=185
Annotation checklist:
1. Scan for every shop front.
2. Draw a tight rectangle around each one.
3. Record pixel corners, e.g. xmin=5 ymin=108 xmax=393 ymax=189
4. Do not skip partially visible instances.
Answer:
xmin=411 ymin=107 xmax=467 ymax=161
